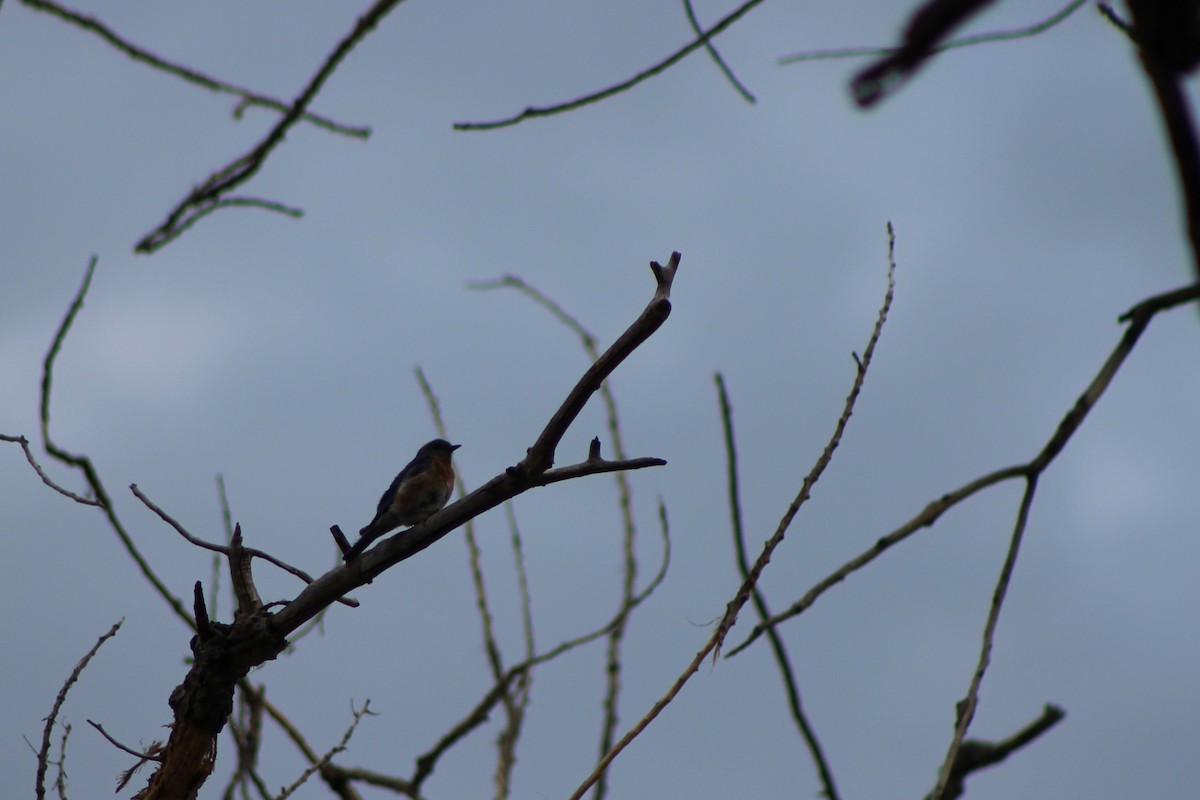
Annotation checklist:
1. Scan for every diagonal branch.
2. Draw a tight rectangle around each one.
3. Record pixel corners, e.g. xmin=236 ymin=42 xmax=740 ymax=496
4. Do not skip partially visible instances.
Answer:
xmin=0 ymin=433 xmax=101 ymax=506
xmin=134 ymin=253 xmax=678 ymax=800
xmin=728 ymin=281 xmax=1200 ymax=658
xmin=135 ymin=0 xmax=406 ymax=253
xmin=567 ymin=231 xmax=895 ymax=800
xmin=20 ymin=0 xmax=370 ymax=138
xmin=130 ymin=484 xmax=358 ymax=609
xmin=36 ymin=620 xmax=124 ymax=800
xmin=39 ymin=258 xmax=193 ymax=628
xmin=779 ymin=0 xmax=1086 ymax=66
xmin=715 ymin=372 xmax=839 ymax=800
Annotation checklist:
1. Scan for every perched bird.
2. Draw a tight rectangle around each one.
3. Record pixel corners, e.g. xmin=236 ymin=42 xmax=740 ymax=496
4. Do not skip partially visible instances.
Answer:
xmin=345 ymin=439 xmax=460 ymax=561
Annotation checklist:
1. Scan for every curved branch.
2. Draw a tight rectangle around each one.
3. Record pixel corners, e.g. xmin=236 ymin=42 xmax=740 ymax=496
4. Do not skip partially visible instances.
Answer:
xmin=131 ymin=484 xmax=358 ymax=609
xmin=454 ymin=3 xmax=764 ymax=130
xmin=0 ymin=433 xmax=101 ymax=506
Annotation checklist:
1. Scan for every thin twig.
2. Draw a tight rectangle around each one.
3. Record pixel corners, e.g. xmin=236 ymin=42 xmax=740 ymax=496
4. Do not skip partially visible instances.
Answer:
xmin=495 ymin=502 xmax=535 ymax=799
xmin=276 ymin=701 xmax=373 ymax=800
xmin=53 ymin=724 xmax=69 ymax=800
xmin=86 ymin=720 xmax=163 ymax=762
xmin=130 ymin=484 xmax=358 ymax=608
xmin=930 ymin=476 xmax=1038 ymax=800
xmin=931 ymin=704 xmax=1066 ymax=800
xmin=136 ymin=0 xmax=405 ymax=252
xmin=469 ymin=273 xmax=645 ymax=800
xmin=681 ymin=0 xmax=755 ymax=103
xmin=36 ymin=620 xmax=124 ymax=800
xmin=454 ymin=2 xmax=764 ymax=130
xmin=730 ymin=280 xmax=1200 ymax=656
xmin=568 ymin=228 xmax=895 ymax=800
xmin=715 ymin=373 xmax=839 ymax=800
xmin=409 ymin=510 xmax=670 ymax=796
xmin=1125 ymin=0 xmax=1200 ymax=283
xmin=0 ymin=434 xmax=100 ymax=506
xmin=779 ymin=0 xmax=1086 ymax=65
xmin=21 ymin=0 xmax=370 ymax=137
xmin=39 ymin=258 xmax=193 ymax=628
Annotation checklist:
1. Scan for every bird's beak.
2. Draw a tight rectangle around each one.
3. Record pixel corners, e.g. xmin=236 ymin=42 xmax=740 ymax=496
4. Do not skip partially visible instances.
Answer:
xmin=450 ymin=444 xmax=462 ymax=451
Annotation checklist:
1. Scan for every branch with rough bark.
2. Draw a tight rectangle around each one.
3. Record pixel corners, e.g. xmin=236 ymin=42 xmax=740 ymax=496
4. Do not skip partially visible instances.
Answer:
xmin=125 ymin=253 xmax=678 ymax=799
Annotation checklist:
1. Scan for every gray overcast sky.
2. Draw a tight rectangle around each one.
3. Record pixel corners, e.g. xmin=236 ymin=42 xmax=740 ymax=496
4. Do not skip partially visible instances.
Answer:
xmin=3 ymin=1 xmax=1199 ymax=798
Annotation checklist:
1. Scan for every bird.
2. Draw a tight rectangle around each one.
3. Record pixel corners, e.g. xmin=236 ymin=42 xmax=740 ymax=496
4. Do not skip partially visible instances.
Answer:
xmin=345 ymin=439 xmax=460 ymax=561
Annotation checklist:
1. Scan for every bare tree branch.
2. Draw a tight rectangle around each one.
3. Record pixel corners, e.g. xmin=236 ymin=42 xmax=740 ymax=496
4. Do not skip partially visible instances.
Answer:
xmin=0 ymin=433 xmax=100 ymax=506
xmin=20 ymin=0 xmax=370 ymax=138
xmin=929 ymin=705 xmax=1066 ymax=800
xmin=39 ymin=258 xmax=193 ymax=628
xmin=130 ymin=254 xmax=677 ymax=799
xmin=36 ymin=620 xmax=123 ymax=800
xmin=568 ymin=232 xmax=894 ymax=800
xmin=715 ymin=372 xmax=839 ymax=800
xmin=471 ymin=272 xmax=650 ymax=799
xmin=86 ymin=720 xmax=164 ymax=763
xmin=276 ymin=701 xmax=372 ymax=800
xmin=681 ymin=0 xmax=756 ymax=103
xmin=407 ymin=504 xmax=670 ymax=797
xmin=930 ymin=475 xmax=1039 ymax=799
xmin=779 ymin=0 xmax=1086 ymax=66
xmin=135 ymin=0 xmax=407 ymax=253
xmin=454 ymin=3 xmax=765 ymax=130
xmin=728 ymin=280 xmax=1200 ymax=658
xmin=130 ymin=484 xmax=359 ymax=609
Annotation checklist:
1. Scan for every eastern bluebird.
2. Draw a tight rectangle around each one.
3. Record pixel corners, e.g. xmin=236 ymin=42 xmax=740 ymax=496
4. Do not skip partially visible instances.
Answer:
xmin=345 ymin=439 xmax=460 ymax=561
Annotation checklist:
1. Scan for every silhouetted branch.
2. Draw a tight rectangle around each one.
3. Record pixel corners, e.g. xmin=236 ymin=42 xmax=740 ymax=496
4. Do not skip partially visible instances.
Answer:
xmin=277 ymin=701 xmax=373 ymax=799
xmin=135 ymin=0 xmax=406 ymax=253
xmin=729 ymin=280 xmax=1200 ymax=658
xmin=1125 ymin=0 xmax=1200 ymax=282
xmin=930 ymin=705 xmax=1066 ymax=800
xmin=681 ymin=0 xmax=756 ymax=103
xmin=780 ymin=0 xmax=1086 ymax=66
xmin=36 ymin=620 xmax=124 ymax=800
xmin=39 ymin=258 xmax=193 ymax=628
xmin=131 ymin=484 xmax=358 ymax=609
xmin=454 ymin=4 xmax=765 ymax=130
xmin=408 ymin=504 xmax=670 ymax=796
xmin=86 ymin=720 xmax=164 ymax=763
xmin=20 ymin=0 xmax=370 ymax=137
xmin=568 ymin=231 xmax=894 ymax=800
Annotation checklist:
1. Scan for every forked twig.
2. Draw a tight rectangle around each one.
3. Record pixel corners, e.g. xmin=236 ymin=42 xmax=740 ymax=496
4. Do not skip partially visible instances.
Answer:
xmin=454 ymin=2 xmax=765 ymax=130
xmin=135 ymin=0 xmax=406 ymax=252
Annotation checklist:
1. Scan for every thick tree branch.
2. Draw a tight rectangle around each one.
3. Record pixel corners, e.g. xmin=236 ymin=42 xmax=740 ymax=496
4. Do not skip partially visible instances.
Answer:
xmin=132 ymin=253 xmax=678 ymax=798
xmin=1125 ymin=0 xmax=1200 ymax=282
